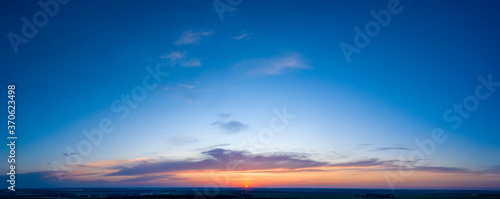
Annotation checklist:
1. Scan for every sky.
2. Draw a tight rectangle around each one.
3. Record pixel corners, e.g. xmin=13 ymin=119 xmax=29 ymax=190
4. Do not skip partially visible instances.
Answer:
xmin=1 ymin=0 xmax=500 ymax=190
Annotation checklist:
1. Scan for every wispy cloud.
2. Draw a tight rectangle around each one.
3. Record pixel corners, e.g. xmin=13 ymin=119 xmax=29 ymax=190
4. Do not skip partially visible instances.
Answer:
xmin=175 ymin=30 xmax=214 ymax=45
xmin=120 ymin=174 xmax=182 ymax=184
xmin=176 ymin=84 xmax=199 ymax=103
xmin=329 ymin=158 xmax=386 ymax=167
xmin=160 ymin=51 xmax=185 ymax=60
xmin=234 ymin=33 xmax=252 ymax=40
xmin=180 ymin=58 xmax=201 ymax=67
xmin=212 ymin=120 xmax=248 ymax=133
xmin=195 ymin=143 xmax=231 ymax=151
xmin=160 ymin=51 xmax=202 ymax=67
xmin=324 ymin=159 xmax=474 ymax=175
xmin=485 ymin=165 xmax=500 ymax=174
xmin=208 ymin=143 xmax=230 ymax=148
xmin=217 ymin=113 xmax=231 ymax=119
xmin=234 ymin=52 xmax=311 ymax=75
xmin=167 ymin=136 xmax=199 ymax=145
xmin=357 ymin=144 xmax=411 ymax=152
xmin=370 ymin=146 xmax=411 ymax=152
xmin=211 ymin=113 xmax=248 ymax=133
xmin=178 ymin=84 xmax=195 ymax=89
xmin=162 ymin=83 xmax=199 ymax=103
xmin=413 ymin=166 xmax=471 ymax=173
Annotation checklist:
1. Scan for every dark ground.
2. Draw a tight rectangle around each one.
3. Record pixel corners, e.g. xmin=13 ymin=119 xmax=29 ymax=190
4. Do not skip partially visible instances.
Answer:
xmin=1 ymin=188 xmax=500 ymax=199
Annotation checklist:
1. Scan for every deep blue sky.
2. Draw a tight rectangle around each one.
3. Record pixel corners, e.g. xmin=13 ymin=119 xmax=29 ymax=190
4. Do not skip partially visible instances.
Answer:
xmin=1 ymin=0 xmax=500 ymax=189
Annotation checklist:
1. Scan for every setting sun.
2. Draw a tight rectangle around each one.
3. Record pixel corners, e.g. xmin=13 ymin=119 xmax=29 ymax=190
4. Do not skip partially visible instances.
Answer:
xmin=245 ymin=184 xmax=249 ymax=188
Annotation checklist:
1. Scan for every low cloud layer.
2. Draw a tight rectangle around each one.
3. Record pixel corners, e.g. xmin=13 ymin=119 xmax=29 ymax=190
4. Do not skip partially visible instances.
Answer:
xmin=108 ymin=149 xmax=327 ymax=176
xmin=15 ymin=148 xmax=499 ymax=188
xmin=329 ymin=158 xmax=386 ymax=167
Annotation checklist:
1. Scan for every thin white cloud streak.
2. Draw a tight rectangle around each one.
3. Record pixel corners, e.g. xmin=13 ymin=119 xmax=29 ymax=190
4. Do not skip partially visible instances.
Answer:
xmin=160 ymin=51 xmax=185 ymax=60
xmin=180 ymin=58 xmax=201 ymax=67
xmin=234 ymin=33 xmax=251 ymax=40
xmin=233 ymin=52 xmax=311 ymax=75
xmin=174 ymin=30 xmax=214 ymax=45
xmin=160 ymin=51 xmax=202 ymax=68
xmin=178 ymin=84 xmax=195 ymax=89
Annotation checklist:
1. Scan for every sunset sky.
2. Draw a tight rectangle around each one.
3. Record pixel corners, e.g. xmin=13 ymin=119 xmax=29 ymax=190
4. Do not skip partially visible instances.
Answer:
xmin=1 ymin=0 xmax=500 ymax=190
